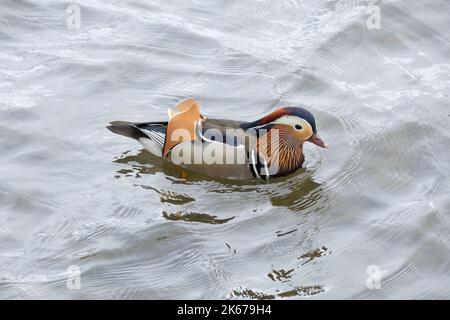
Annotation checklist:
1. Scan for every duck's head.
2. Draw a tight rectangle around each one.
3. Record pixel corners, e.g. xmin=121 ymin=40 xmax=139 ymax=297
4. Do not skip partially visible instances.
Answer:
xmin=242 ymin=107 xmax=327 ymax=148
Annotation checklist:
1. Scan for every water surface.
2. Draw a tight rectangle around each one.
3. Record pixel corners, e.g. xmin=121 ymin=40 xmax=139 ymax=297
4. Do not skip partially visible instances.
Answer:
xmin=1 ymin=0 xmax=450 ymax=299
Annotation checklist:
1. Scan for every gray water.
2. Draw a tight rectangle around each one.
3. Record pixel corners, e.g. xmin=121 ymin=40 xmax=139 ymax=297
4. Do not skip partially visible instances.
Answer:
xmin=1 ymin=0 xmax=449 ymax=299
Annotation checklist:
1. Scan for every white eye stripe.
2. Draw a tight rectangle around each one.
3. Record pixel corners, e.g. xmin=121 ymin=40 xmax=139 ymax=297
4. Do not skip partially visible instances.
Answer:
xmin=271 ymin=115 xmax=311 ymax=130
xmin=271 ymin=115 xmax=314 ymax=141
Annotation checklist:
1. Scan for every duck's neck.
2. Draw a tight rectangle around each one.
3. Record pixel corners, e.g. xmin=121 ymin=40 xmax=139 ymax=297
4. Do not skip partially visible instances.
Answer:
xmin=256 ymin=128 xmax=305 ymax=178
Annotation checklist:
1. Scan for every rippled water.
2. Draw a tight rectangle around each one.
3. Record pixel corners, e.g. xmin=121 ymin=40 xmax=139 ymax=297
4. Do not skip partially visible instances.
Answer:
xmin=1 ymin=0 xmax=450 ymax=299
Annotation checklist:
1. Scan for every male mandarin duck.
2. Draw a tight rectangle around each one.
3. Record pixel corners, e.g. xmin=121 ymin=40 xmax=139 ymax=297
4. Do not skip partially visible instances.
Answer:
xmin=107 ymin=98 xmax=326 ymax=180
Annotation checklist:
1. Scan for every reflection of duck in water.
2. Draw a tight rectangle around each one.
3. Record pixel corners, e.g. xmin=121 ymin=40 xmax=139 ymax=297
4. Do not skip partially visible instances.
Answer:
xmin=107 ymin=98 xmax=326 ymax=180
xmin=269 ymin=172 xmax=325 ymax=212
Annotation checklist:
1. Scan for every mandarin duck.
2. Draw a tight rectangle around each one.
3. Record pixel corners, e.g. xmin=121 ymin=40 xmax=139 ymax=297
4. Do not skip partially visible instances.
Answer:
xmin=107 ymin=98 xmax=326 ymax=180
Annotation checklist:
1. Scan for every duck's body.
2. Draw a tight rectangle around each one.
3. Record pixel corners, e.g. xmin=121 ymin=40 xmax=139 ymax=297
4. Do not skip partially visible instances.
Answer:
xmin=107 ymin=98 xmax=326 ymax=180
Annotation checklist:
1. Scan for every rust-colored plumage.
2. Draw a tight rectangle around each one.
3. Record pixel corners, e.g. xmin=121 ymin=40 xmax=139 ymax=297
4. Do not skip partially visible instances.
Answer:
xmin=256 ymin=124 xmax=305 ymax=177
xmin=163 ymin=98 xmax=205 ymax=157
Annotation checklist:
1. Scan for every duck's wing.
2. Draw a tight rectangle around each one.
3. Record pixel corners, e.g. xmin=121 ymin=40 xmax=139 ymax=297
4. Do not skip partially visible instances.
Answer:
xmin=199 ymin=118 xmax=257 ymax=148
xmin=107 ymin=97 xmax=257 ymax=163
xmin=163 ymin=98 xmax=203 ymax=156
xmin=107 ymin=98 xmax=203 ymax=158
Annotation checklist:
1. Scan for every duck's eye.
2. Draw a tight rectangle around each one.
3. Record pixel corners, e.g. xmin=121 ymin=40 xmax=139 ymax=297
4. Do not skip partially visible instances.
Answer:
xmin=295 ymin=124 xmax=302 ymax=130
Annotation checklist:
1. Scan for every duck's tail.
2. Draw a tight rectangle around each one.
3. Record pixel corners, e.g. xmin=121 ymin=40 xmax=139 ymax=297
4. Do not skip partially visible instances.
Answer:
xmin=107 ymin=121 xmax=168 ymax=157
xmin=107 ymin=121 xmax=146 ymax=140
